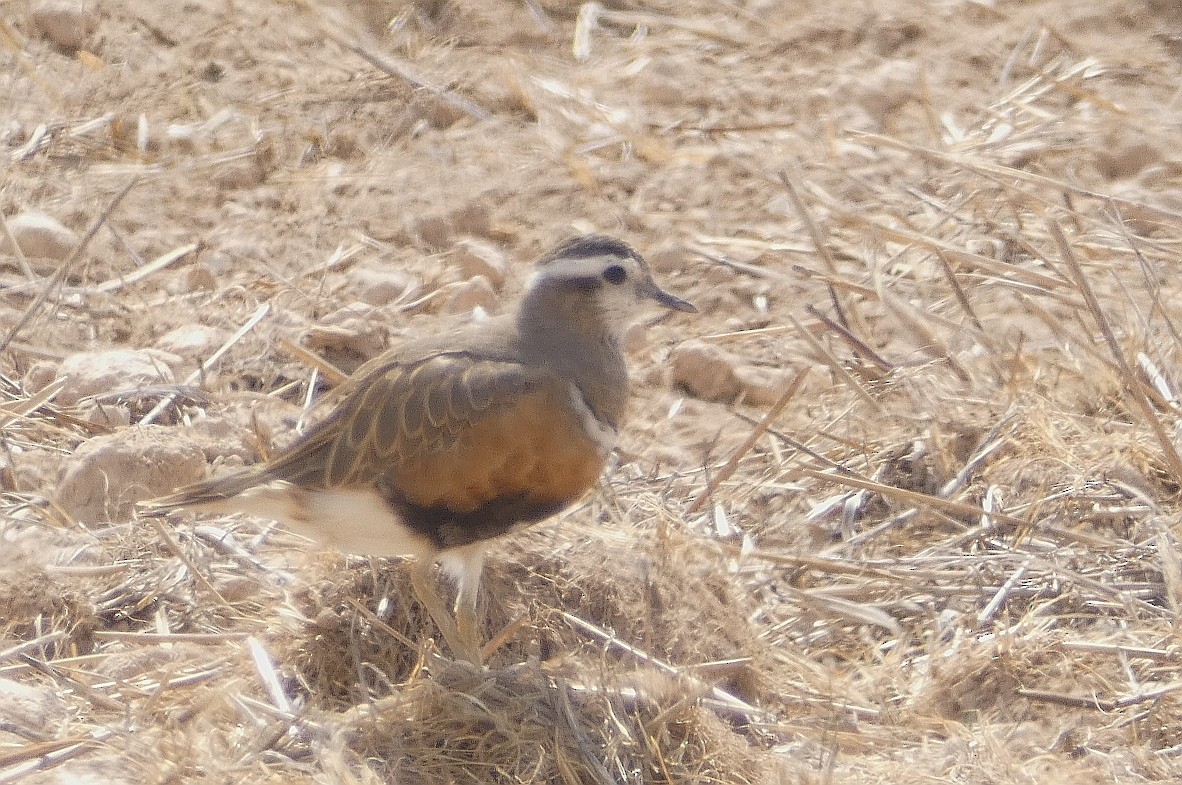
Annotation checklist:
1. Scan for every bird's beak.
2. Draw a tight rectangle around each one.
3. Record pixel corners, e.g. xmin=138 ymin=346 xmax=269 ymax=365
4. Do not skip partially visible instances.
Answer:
xmin=644 ymin=280 xmax=697 ymax=313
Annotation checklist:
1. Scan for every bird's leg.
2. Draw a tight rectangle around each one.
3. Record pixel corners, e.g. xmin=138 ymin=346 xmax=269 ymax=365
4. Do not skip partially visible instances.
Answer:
xmin=408 ymin=558 xmax=481 ymax=664
xmin=451 ymin=549 xmax=485 ymax=665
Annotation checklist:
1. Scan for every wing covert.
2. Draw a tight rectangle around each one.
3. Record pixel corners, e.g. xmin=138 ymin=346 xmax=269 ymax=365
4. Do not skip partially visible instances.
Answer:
xmin=316 ymin=353 xmax=548 ymax=487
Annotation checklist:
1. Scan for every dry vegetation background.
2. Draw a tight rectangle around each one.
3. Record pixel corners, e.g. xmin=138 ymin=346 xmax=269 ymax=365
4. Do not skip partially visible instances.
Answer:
xmin=3 ymin=0 xmax=1182 ymax=782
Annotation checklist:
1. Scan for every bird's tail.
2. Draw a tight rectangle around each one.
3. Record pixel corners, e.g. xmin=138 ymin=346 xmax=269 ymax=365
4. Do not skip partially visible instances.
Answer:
xmin=138 ymin=416 xmax=338 ymax=517
xmin=136 ymin=466 xmax=273 ymax=517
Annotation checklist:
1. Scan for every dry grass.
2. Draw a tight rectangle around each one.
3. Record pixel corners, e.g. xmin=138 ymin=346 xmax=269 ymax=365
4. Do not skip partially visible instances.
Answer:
xmin=3 ymin=0 xmax=1182 ymax=782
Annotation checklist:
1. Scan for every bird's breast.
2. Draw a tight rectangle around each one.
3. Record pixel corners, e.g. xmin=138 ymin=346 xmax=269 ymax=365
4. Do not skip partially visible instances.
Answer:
xmin=393 ymin=386 xmax=609 ymax=510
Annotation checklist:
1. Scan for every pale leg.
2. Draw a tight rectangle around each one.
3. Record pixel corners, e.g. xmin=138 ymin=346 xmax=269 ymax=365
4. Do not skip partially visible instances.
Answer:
xmin=408 ymin=558 xmax=480 ymax=664
xmin=451 ymin=548 xmax=485 ymax=664
xmin=439 ymin=546 xmax=486 ymax=665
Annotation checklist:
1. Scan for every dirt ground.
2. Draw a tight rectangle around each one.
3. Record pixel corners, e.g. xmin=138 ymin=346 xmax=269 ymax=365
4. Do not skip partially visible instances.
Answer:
xmin=3 ymin=0 xmax=1182 ymax=782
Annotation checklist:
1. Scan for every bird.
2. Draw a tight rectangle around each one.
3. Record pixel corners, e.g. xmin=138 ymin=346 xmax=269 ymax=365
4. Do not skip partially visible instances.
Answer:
xmin=139 ymin=234 xmax=696 ymax=664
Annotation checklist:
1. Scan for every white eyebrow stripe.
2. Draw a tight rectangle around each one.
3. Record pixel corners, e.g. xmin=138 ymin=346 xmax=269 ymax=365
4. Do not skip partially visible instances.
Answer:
xmin=525 ymin=254 xmax=641 ymax=292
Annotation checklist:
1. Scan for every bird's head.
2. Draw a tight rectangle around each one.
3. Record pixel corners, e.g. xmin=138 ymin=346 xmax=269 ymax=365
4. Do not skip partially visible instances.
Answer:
xmin=520 ymin=234 xmax=696 ymax=341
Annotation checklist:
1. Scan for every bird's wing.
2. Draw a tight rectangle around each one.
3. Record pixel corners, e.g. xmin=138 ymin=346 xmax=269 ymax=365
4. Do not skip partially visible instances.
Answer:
xmin=139 ymin=347 xmax=591 ymax=508
xmin=293 ymin=350 xmax=554 ymax=487
xmin=333 ymin=348 xmax=613 ymax=552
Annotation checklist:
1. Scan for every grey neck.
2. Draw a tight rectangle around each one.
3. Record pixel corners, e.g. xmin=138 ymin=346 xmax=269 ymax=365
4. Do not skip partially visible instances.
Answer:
xmin=516 ymin=291 xmax=630 ymax=429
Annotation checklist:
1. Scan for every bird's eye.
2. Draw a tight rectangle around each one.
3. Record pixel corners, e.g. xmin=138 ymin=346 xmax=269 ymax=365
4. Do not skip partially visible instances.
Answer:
xmin=602 ymin=264 xmax=627 ymax=284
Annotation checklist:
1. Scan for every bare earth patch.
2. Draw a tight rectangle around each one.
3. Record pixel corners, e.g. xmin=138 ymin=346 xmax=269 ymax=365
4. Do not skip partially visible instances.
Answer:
xmin=3 ymin=0 xmax=1182 ymax=782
